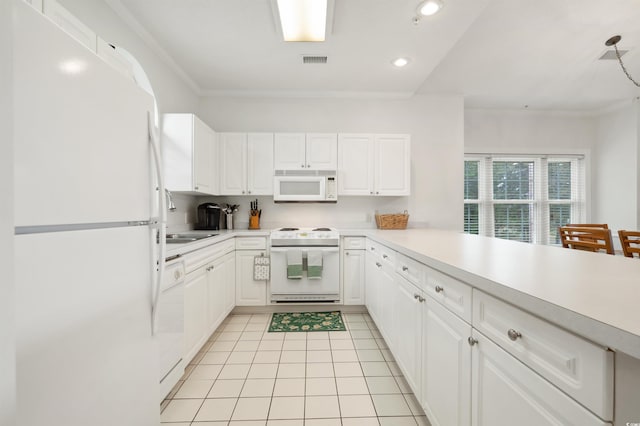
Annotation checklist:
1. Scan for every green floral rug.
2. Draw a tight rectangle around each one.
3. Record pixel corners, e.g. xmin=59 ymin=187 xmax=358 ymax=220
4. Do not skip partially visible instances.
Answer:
xmin=268 ymin=311 xmax=346 ymax=332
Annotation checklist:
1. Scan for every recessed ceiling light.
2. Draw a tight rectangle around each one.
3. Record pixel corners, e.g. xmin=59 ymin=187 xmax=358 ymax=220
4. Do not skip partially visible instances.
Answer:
xmin=417 ymin=0 xmax=443 ymax=17
xmin=392 ymin=57 xmax=410 ymax=68
xmin=276 ymin=0 xmax=327 ymax=42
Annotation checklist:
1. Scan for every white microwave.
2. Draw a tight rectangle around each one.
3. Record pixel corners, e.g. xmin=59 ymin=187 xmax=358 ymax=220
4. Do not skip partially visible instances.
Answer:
xmin=273 ymin=171 xmax=338 ymax=203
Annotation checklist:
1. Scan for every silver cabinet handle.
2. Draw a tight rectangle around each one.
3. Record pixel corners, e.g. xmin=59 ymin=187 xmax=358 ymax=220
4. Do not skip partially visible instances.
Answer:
xmin=301 ymin=164 xmax=305 ymax=168
xmin=345 ymin=252 xmax=350 ymax=256
xmin=382 ymin=254 xmax=388 ymax=259
xmin=414 ymin=294 xmax=420 ymax=300
xmin=248 ymin=190 xmax=251 ymax=194
xmin=468 ymin=337 xmax=478 ymax=346
xmin=414 ymin=294 xmax=425 ymax=302
xmin=376 ymin=191 xmax=379 ymax=195
xmin=195 ymin=186 xmax=199 ymax=190
xmin=307 ymin=164 xmax=310 ymax=168
xmin=242 ymin=190 xmax=245 ymax=194
xmin=370 ymin=247 xmax=375 ymax=251
xmin=435 ymin=285 xmax=444 ymax=293
xmin=375 ymin=262 xmax=382 ymax=268
xmin=402 ymin=266 xmax=408 ymax=271
xmin=507 ymin=329 xmax=522 ymax=341
xmin=370 ymin=191 xmax=373 ymax=195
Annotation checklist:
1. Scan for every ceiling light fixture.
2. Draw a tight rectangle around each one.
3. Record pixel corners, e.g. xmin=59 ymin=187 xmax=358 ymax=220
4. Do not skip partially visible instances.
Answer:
xmin=392 ymin=57 xmax=410 ymax=68
xmin=276 ymin=0 xmax=327 ymax=42
xmin=413 ymin=0 xmax=443 ymax=24
xmin=605 ymin=35 xmax=640 ymax=87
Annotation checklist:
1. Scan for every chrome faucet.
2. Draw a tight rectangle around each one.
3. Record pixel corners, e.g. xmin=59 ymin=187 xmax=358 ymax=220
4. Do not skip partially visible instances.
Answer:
xmin=165 ymin=189 xmax=177 ymax=211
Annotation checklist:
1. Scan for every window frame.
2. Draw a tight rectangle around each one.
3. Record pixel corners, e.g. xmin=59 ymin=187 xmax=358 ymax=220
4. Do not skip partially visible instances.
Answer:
xmin=464 ymin=154 xmax=586 ymax=245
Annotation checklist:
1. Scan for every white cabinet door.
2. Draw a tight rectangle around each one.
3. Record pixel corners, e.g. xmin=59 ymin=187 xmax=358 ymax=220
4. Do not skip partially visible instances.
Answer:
xmin=364 ymin=253 xmax=381 ymax=324
xmin=393 ymin=275 xmax=423 ymax=398
xmin=235 ymin=250 xmax=267 ymax=306
xmin=219 ymin=132 xmax=247 ymax=195
xmin=193 ymin=116 xmax=215 ymax=194
xmin=378 ymin=265 xmax=396 ymax=346
xmin=223 ymin=252 xmax=236 ymax=315
xmin=184 ymin=267 xmax=207 ymax=363
xmin=471 ymin=332 xmax=609 ymax=426
xmin=375 ymin=134 xmax=410 ymax=196
xmin=274 ymin=133 xmax=306 ymax=170
xmin=306 ymin=133 xmax=337 ymax=170
xmin=206 ymin=257 xmax=226 ymax=334
xmin=338 ymin=134 xmax=374 ymax=195
xmin=421 ymin=296 xmax=471 ymax=426
xmin=247 ymin=133 xmax=274 ymax=195
xmin=343 ymin=250 xmax=365 ymax=305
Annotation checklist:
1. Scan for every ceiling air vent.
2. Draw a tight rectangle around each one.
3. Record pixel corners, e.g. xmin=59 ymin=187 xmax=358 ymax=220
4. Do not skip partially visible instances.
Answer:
xmin=599 ymin=50 xmax=628 ymax=60
xmin=303 ymin=55 xmax=328 ymax=64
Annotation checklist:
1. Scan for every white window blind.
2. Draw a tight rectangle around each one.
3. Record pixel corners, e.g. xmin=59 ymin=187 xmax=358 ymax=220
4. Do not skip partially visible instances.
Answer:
xmin=464 ymin=155 xmax=585 ymax=245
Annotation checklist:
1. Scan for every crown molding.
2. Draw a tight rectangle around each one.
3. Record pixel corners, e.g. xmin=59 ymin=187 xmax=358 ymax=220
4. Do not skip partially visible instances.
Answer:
xmin=199 ymin=89 xmax=415 ymax=100
xmin=104 ymin=0 xmax=202 ymax=95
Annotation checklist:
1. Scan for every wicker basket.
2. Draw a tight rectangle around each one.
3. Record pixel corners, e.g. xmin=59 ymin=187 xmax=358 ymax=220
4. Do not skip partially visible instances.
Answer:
xmin=375 ymin=210 xmax=409 ymax=229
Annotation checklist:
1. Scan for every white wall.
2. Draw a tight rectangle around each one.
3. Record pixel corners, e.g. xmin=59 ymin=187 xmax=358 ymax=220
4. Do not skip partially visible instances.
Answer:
xmin=198 ymin=94 xmax=464 ymax=230
xmin=593 ymin=102 xmax=639 ymax=231
xmin=464 ymin=108 xmax=597 ymax=220
xmin=58 ymin=0 xmax=199 ymax=115
xmin=1 ymin=1 xmax=15 ymax=424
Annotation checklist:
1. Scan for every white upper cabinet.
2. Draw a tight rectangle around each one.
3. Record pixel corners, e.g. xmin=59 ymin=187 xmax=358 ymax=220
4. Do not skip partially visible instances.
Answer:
xmin=162 ymin=113 xmax=218 ymax=195
xmin=338 ymin=134 xmax=410 ymax=196
xmin=247 ymin=133 xmax=275 ymax=195
xmin=219 ymin=133 xmax=247 ymax=195
xmin=375 ymin=134 xmax=411 ymax=196
xmin=219 ymin=133 xmax=273 ymax=195
xmin=274 ymin=133 xmax=337 ymax=170
xmin=306 ymin=133 xmax=338 ymax=169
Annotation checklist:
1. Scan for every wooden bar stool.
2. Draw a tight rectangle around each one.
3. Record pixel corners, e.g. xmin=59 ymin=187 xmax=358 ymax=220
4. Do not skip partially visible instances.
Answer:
xmin=558 ymin=226 xmax=615 ymax=255
xmin=618 ymin=230 xmax=640 ymax=258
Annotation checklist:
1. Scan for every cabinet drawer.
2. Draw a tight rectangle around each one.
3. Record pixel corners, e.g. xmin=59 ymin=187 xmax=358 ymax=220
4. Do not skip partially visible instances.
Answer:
xmin=395 ymin=253 xmax=425 ymax=287
xmin=184 ymin=239 xmax=234 ymax=273
xmin=366 ymin=239 xmax=395 ymax=267
xmin=472 ymin=331 xmax=610 ymax=426
xmin=236 ymin=237 xmax=266 ymax=250
xmin=473 ymin=290 xmax=614 ymax=420
xmin=343 ymin=237 xmax=366 ymax=250
xmin=424 ymin=267 xmax=472 ymax=323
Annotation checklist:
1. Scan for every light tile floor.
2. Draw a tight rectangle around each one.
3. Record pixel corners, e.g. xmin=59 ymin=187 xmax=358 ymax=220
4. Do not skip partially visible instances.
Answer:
xmin=161 ymin=312 xmax=431 ymax=426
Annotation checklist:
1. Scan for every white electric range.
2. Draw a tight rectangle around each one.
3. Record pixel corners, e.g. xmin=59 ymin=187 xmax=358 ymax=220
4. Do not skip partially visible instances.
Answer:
xmin=269 ymin=228 xmax=340 ymax=302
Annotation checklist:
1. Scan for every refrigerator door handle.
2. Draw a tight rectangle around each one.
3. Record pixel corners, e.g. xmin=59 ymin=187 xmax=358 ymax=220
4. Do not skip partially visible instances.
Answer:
xmin=149 ymin=111 xmax=166 ymax=335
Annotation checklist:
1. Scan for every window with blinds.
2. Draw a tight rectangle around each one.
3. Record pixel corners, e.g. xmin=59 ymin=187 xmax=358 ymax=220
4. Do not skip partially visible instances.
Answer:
xmin=463 ymin=155 xmax=585 ymax=245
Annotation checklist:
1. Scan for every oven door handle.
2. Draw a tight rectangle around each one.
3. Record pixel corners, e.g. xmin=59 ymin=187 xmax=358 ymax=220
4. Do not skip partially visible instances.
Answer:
xmin=270 ymin=247 xmax=340 ymax=253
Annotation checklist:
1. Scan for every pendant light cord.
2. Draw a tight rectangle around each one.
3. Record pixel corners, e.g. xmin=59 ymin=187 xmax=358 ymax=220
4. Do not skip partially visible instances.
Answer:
xmin=614 ymin=44 xmax=640 ymax=88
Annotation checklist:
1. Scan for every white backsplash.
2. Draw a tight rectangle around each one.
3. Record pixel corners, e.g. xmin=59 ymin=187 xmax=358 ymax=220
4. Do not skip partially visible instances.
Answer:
xmin=195 ymin=195 xmax=425 ymax=230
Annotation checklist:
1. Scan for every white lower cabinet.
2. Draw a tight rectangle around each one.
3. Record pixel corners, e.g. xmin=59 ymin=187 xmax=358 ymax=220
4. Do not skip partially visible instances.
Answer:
xmin=471 ymin=331 xmax=610 ymax=426
xmin=223 ymin=252 xmax=236 ymax=314
xmin=421 ymin=295 xmax=471 ymax=426
xmin=343 ymin=249 xmax=365 ymax=305
xmin=235 ymin=250 xmax=268 ymax=306
xmin=365 ymin=252 xmax=381 ymax=323
xmin=206 ymin=255 xmax=227 ymax=336
xmin=392 ymin=275 xmax=423 ymax=399
xmin=184 ymin=266 xmax=208 ymax=363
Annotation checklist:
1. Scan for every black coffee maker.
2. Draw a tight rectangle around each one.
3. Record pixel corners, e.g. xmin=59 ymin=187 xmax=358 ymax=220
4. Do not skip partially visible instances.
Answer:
xmin=196 ymin=203 xmax=221 ymax=230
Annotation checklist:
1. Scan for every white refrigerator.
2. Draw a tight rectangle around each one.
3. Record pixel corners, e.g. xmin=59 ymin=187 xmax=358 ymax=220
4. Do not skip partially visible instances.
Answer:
xmin=13 ymin=3 xmax=163 ymax=425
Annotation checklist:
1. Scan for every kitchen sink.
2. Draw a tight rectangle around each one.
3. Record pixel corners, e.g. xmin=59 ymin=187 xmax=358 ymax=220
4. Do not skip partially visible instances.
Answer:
xmin=165 ymin=233 xmax=218 ymax=244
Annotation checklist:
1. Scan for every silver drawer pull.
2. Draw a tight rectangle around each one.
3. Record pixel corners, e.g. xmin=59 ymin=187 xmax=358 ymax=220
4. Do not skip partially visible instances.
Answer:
xmin=435 ymin=285 xmax=444 ymax=293
xmin=402 ymin=266 xmax=408 ymax=271
xmin=468 ymin=337 xmax=478 ymax=346
xmin=507 ymin=329 xmax=522 ymax=341
xmin=382 ymin=254 xmax=388 ymax=259
xmin=375 ymin=262 xmax=382 ymax=268
xmin=414 ymin=294 xmax=420 ymax=300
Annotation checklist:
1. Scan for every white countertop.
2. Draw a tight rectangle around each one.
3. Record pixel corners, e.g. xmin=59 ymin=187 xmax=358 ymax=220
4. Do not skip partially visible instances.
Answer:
xmin=357 ymin=229 xmax=640 ymax=358
xmin=165 ymin=227 xmax=640 ymax=357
